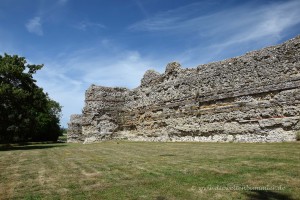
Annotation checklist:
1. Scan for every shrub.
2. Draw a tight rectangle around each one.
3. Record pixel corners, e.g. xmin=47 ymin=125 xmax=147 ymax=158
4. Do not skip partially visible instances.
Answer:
xmin=296 ymin=131 xmax=300 ymax=141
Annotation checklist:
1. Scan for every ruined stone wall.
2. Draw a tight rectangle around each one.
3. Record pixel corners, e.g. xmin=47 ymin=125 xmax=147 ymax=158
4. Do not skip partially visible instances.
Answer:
xmin=68 ymin=35 xmax=300 ymax=143
xmin=80 ymin=86 xmax=129 ymax=143
xmin=67 ymin=114 xmax=83 ymax=143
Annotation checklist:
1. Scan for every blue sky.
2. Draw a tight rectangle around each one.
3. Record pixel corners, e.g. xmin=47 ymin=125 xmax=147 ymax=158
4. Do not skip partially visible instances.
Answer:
xmin=1 ymin=0 xmax=300 ymax=127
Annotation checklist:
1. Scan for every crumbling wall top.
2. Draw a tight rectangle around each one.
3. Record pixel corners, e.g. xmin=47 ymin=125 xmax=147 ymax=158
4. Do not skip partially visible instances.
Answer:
xmin=141 ymin=69 xmax=161 ymax=87
xmin=164 ymin=62 xmax=182 ymax=75
xmin=69 ymin=114 xmax=82 ymax=124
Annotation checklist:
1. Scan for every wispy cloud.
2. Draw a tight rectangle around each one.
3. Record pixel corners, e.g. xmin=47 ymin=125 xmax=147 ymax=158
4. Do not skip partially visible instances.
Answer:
xmin=128 ymin=1 xmax=213 ymax=32
xmin=33 ymin=40 xmax=163 ymax=127
xmin=25 ymin=17 xmax=43 ymax=36
xmin=25 ymin=0 xmax=69 ymax=36
xmin=129 ymin=0 xmax=300 ymax=41
xmin=132 ymin=0 xmax=149 ymax=18
xmin=75 ymin=20 xmax=106 ymax=31
xmin=129 ymin=0 xmax=300 ymax=65
xmin=33 ymin=57 xmax=86 ymax=128
xmin=129 ymin=0 xmax=300 ymax=36
xmin=16 ymin=0 xmax=300 ymax=128
xmin=214 ymin=0 xmax=300 ymax=46
xmin=58 ymin=0 xmax=68 ymax=6
xmin=81 ymin=51 xmax=155 ymax=88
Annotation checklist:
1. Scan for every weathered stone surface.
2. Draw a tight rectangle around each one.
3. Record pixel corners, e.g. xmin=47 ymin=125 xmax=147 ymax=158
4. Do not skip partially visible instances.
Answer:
xmin=67 ymin=114 xmax=83 ymax=143
xmin=141 ymin=69 xmax=161 ymax=87
xmin=67 ymin=35 xmax=300 ymax=143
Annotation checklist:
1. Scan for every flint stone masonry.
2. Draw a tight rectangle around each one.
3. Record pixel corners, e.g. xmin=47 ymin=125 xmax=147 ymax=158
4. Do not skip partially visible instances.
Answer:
xmin=67 ymin=114 xmax=83 ymax=143
xmin=68 ymin=35 xmax=300 ymax=143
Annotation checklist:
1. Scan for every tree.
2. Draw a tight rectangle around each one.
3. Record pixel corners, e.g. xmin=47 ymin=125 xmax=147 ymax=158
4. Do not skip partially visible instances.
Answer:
xmin=0 ymin=53 xmax=62 ymax=143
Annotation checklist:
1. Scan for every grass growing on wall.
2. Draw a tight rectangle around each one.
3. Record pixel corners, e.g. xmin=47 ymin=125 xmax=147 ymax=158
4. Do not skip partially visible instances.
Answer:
xmin=0 ymin=141 xmax=299 ymax=200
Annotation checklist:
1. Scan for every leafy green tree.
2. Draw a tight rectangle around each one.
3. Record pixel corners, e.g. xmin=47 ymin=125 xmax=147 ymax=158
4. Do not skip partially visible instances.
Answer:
xmin=0 ymin=53 xmax=62 ymax=143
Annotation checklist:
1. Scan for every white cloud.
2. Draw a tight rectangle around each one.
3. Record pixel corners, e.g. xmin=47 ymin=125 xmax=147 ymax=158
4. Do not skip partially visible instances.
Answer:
xmin=25 ymin=0 xmax=69 ymax=36
xmin=75 ymin=20 xmax=106 ymax=31
xmin=81 ymin=51 xmax=156 ymax=88
xmin=34 ymin=61 xmax=86 ymax=128
xmin=26 ymin=0 xmax=300 ymax=127
xmin=128 ymin=2 xmax=208 ymax=32
xmin=129 ymin=0 xmax=300 ymax=66
xmin=25 ymin=17 xmax=43 ymax=36
xmin=129 ymin=0 xmax=300 ymax=40
xmin=133 ymin=0 xmax=149 ymax=18
xmin=58 ymin=0 xmax=68 ymax=5
xmin=216 ymin=1 xmax=300 ymax=46
xmin=32 ymin=40 xmax=164 ymax=127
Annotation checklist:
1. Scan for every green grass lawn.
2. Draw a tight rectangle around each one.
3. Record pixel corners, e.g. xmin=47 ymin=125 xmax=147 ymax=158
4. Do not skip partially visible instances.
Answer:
xmin=0 ymin=141 xmax=299 ymax=200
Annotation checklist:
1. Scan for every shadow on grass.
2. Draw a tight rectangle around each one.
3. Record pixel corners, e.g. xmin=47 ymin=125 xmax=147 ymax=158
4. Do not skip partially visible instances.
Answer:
xmin=159 ymin=154 xmax=176 ymax=157
xmin=245 ymin=190 xmax=295 ymax=200
xmin=0 ymin=142 xmax=67 ymax=151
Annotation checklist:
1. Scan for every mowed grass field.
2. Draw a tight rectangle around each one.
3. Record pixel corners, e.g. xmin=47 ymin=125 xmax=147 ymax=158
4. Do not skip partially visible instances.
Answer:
xmin=0 ymin=141 xmax=299 ymax=200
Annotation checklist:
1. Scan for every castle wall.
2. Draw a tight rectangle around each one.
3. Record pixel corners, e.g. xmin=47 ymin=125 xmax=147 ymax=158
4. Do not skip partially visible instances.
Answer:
xmin=68 ymin=35 xmax=300 ymax=143
xmin=80 ymin=86 xmax=128 ymax=143
xmin=67 ymin=114 xmax=83 ymax=143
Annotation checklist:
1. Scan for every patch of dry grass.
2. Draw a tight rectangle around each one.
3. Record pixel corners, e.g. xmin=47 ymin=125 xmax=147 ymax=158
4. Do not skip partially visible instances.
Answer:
xmin=0 ymin=142 xmax=299 ymax=199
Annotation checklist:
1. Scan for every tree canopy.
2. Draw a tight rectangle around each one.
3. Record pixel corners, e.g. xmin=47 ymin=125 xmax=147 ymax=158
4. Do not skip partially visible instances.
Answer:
xmin=0 ymin=53 xmax=61 ymax=143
